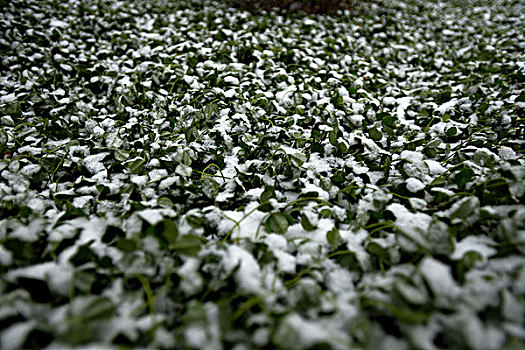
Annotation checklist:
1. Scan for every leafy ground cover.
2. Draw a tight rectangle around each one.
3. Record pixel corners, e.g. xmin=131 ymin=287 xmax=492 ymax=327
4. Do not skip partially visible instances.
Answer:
xmin=1 ymin=0 xmax=524 ymax=348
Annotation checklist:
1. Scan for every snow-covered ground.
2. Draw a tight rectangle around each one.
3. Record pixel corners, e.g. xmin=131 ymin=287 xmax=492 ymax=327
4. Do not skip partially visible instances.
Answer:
xmin=0 ymin=0 xmax=524 ymax=348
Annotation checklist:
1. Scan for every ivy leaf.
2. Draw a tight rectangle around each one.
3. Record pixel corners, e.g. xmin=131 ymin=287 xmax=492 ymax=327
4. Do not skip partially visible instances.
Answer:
xmin=182 ymin=151 xmax=192 ymax=166
xmin=176 ymin=163 xmax=192 ymax=177
xmin=70 ymin=296 xmax=115 ymax=323
xmin=381 ymin=115 xmax=397 ymax=127
xmin=326 ymin=228 xmax=343 ymax=249
xmin=73 ymin=271 xmax=96 ymax=293
xmin=454 ymin=167 xmax=475 ymax=190
xmin=320 ymin=177 xmax=332 ymax=191
xmin=157 ymin=196 xmax=174 ymax=208
xmin=260 ymin=186 xmax=276 ymax=203
xmin=172 ymin=234 xmax=202 ymax=256
xmin=366 ymin=241 xmax=389 ymax=263
xmin=331 ymin=173 xmax=345 ymax=185
xmin=424 ymin=147 xmax=437 ymax=158
xmin=446 ymin=126 xmax=458 ymax=137
xmin=449 ymin=196 xmax=479 ymax=221
xmin=116 ymin=238 xmax=138 ymax=252
xmin=329 ymin=128 xmax=338 ymax=146
xmin=260 ymin=186 xmax=276 ymax=212
xmin=202 ymin=177 xmax=219 ymax=199
xmin=129 ymin=157 xmax=145 ymax=174
xmin=300 ymin=213 xmax=317 ymax=231
xmin=60 ymin=296 xmax=115 ymax=344
xmin=265 ymin=212 xmax=290 ymax=234
xmin=148 ymin=219 xmax=179 ymax=250
xmin=290 ymin=152 xmax=306 ymax=168
xmin=114 ymin=149 xmax=129 ymax=162
xmin=204 ymin=102 xmax=220 ymax=119
xmin=185 ymin=126 xmax=198 ymax=143
xmin=369 ymin=127 xmax=383 ymax=142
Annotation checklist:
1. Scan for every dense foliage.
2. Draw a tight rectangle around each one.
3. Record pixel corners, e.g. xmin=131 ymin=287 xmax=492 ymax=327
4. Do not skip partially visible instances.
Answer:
xmin=230 ymin=0 xmax=354 ymax=14
xmin=0 ymin=0 xmax=524 ymax=349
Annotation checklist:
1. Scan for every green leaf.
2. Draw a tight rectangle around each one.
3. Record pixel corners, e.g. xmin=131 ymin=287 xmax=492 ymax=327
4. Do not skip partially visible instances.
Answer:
xmin=331 ymin=173 xmax=345 ymax=185
xmin=329 ymin=129 xmax=338 ymax=146
xmin=424 ymin=147 xmax=437 ymax=158
xmin=260 ymin=186 xmax=276 ymax=203
xmin=129 ymin=157 xmax=145 ymax=174
xmin=395 ymin=281 xmax=428 ymax=305
xmin=185 ymin=126 xmax=198 ymax=143
xmin=319 ymin=208 xmax=332 ymax=218
xmin=449 ymin=196 xmax=479 ymax=221
xmin=172 ymin=234 xmax=202 ymax=256
xmin=381 ymin=115 xmax=397 ymax=127
xmin=265 ymin=212 xmax=290 ymax=234
xmin=369 ymin=127 xmax=383 ymax=142
xmin=183 ymin=150 xmax=192 ymax=166
xmin=204 ymin=102 xmax=220 ymax=119
xmin=300 ymin=213 xmax=317 ymax=231
xmin=454 ymin=167 xmax=475 ymax=190
xmin=0 ymin=130 xmax=7 ymax=145
xmin=69 ymin=296 xmax=115 ymax=323
xmin=186 ymin=214 xmax=203 ymax=228
xmin=202 ymin=176 xmax=219 ymax=199
xmin=157 ymin=196 xmax=174 ymax=208
xmin=96 ymin=184 xmax=110 ymax=198
xmin=148 ymin=219 xmax=179 ymax=250
xmin=326 ymin=228 xmax=343 ymax=249
xmin=73 ymin=271 xmax=96 ymax=293
xmin=176 ymin=163 xmax=193 ymax=177
xmin=457 ymin=251 xmax=484 ymax=282
xmin=446 ymin=126 xmax=457 ymax=137
xmin=320 ymin=177 xmax=332 ymax=191
xmin=116 ymin=238 xmax=138 ymax=252
xmin=366 ymin=242 xmax=388 ymax=262
xmin=290 ymin=152 xmax=306 ymax=168
xmin=114 ymin=149 xmax=129 ymax=161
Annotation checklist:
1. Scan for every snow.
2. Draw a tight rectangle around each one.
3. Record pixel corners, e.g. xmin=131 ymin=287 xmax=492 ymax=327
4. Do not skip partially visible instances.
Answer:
xmin=224 ymin=89 xmax=236 ymax=98
xmin=424 ymin=159 xmax=447 ymax=175
xmin=275 ymin=313 xmax=350 ymax=350
xmin=386 ymin=203 xmax=431 ymax=250
xmin=137 ymin=209 xmax=175 ymax=225
xmin=178 ymin=258 xmax=204 ymax=295
xmin=1 ymin=0 xmax=523 ymax=348
xmin=83 ymin=153 xmax=108 ymax=174
xmin=218 ymin=205 xmax=267 ymax=240
xmin=419 ymin=257 xmax=460 ymax=306
xmin=406 ymin=177 xmax=425 ymax=192
xmin=264 ymin=234 xmax=287 ymax=251
xmin=49 ymin=19 xmax=68 ymax=28
xmin=20 ymin=164 xmax=41 ymax=176
xmin=436 ymin=98 xmax=458 ymax=114
xmin=395 ymin=96 xmax=412 ymax=120
xmin=1 ymin=321 xmax=35 ymax=350
xmin=224 ymin=76 xmax=239 ymax=85
xmin=0 ymin=93 xmax=16 ymax=104
xmin=72 ymin=195 xmax=92 ymax=208
xmin=498 ymin=146 xmax=517 ymax=160
xmin=326 ymin=268 xmax=355 ymax=294
xmin=301 ymin=182 xmax=329 ymax=200
xmin=340 ymin=228 xmax=371 ymax=270
xmin=451 ymin=236 xmax=497 ymax=261
xmin=185 ymin=327 xmax=207 ymax=349
xmin=0 ymin=245 xmax=12 ymax=265
xmin=6 ymin=262 xmax=72 ymax=297
xmin=273 ymin=250 xmax=296 ymax=273
xmin=224 ymin=245 xmax=262 ymax=294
